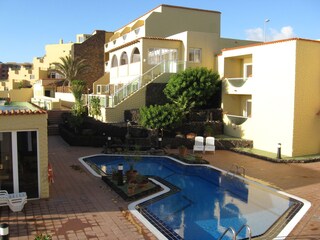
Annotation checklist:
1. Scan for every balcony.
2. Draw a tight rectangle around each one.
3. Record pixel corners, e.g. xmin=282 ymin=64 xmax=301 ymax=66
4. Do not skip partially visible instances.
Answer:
xmin=105 ymin=26 xmax=144 ymax=52
xmin=226 ymin=114 xmax=248 ymax=125
xmin=223 ymin=114 xmax=252 ymax=139
xmin=224 ymin=77 xmax=253 ymax=95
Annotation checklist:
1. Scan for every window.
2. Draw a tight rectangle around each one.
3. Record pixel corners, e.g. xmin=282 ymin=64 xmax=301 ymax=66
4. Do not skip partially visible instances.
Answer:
xmin=131 ymin=48 xmax=140 ymax=63
xmin=45 ymin=90 xmax=51 ymax=97
xmin=97 ymin=85 xmax=109 ymax=94
xmin=244 ymin=64 xmax=253 ymax=78
xmin=120 ymin=52 xmax=128 ymax=65
xmin=148 ymin=48 xmax=177 ymax=65
xmin=49 ymin=72 xmax=56 ymax=79
xmin=134 ymin=28 xmax=140 ymax=35
xmin=188 ymin=48 xmax=201 ymax=63
xmin=111 ymin=55 xmax=118 ymax=68
xmin=246 ymin=100 xmax=252 ymax=118
xmin=0 ymin=131 xmax=39 ymax=198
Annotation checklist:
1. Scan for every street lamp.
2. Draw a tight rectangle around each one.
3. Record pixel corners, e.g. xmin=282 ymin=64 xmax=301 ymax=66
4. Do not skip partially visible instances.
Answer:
xmin=277 ymin=143 xmax=282 ymax=159
xmin=264 ymin=19 xmax=270 ymax=42
xmin=117 ymin=164 xmax=124 ymax=186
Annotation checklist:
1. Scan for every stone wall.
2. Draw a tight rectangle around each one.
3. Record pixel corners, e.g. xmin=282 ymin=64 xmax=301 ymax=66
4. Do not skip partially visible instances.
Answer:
xmin=73 ymin=31 xmax=111 ymax=90
xmin=145 ymin=83 xmax=169 ymax=106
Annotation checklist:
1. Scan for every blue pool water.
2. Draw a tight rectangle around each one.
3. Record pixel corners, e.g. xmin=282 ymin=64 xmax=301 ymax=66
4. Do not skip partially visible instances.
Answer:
xmin=82 ymin=155 xmax=305 ymax=240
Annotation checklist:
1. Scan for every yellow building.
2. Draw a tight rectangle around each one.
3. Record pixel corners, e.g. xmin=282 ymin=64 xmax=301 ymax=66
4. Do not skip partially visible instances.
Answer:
xmin=91 ymin=4 xmax=256 ymax=122
xmin=0 ymin=101 xmax=49 ymax=199
xmin=219 ymin=38 xmax=320 ymax=157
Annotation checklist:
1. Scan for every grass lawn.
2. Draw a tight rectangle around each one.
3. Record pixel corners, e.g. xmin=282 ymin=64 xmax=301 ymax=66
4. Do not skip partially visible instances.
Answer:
xmin=234 ymin=147 xmax=320 ymax=163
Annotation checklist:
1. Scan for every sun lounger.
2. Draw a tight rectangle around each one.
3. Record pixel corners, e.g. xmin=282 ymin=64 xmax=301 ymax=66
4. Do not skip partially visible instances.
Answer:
xmin=0 ymin=190 xmax=27 ymax=212
xmin=204 ymin=136 xmax=215 ymax=154
xmin=193 ymin=136 xmax=204 ymax=153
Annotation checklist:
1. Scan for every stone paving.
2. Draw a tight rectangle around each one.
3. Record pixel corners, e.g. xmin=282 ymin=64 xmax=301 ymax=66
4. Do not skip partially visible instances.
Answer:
xmin=0 ymin=136 xmax=319 ymax=239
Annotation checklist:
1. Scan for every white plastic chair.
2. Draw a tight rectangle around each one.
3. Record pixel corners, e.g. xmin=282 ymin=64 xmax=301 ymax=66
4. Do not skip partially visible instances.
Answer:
xmin=193 ymin=136 xmax=204 ymax=153
xmin=205 ymin=137 xmax=215 ymax=154
xmin=0 ymin=190 xmax=9 ymax=207
xmin=0 ymin=190 xmax=27 ymax=212
xmin=8 ymin=192 xmax=27 ymax=212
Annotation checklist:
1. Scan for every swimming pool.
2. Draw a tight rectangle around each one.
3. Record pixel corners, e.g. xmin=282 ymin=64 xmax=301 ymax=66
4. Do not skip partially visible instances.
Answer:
xmin=0 ymin=101 xmax=37 ymax=111
xmin=80 ymin=155 xmax=310 ymax=240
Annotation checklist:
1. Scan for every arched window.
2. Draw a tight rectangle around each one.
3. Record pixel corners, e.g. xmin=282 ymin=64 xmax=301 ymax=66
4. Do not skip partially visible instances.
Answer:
xmin=120 ymin=52 xmax=128 ymax=65
xmin=111 ymin=55 xmax=118 ymax=68
xmin=131 ymin=48 xmax=140 ymax=63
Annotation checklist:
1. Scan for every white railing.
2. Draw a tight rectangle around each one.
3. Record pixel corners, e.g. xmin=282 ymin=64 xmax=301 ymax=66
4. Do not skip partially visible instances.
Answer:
xmin=226 ymin=78 xmax=248 ymax=87
xmin=226 ymin=114 xmax=248 ymax=125
xmin=31 ymin=97 xmax=53 ymax=110
xmin=102 ymin=60 xmax=186 ymax=108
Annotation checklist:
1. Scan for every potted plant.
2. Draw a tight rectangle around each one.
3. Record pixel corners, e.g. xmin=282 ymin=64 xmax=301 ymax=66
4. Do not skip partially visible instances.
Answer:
xmin=127 ymin=180 xmax=137 ymax=195
xmin=124 ymin=154 xmax=141 ymax=182
xmin=204 ymin=124 xmax=214 ymax=137
xmin=137 ymin=175 xmax=149 ymax=189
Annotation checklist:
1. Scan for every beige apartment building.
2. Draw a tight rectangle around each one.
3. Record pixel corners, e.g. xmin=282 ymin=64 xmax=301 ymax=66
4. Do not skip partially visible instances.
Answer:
xmin=4 ymin=31 xmax=112 ymax=110
xmin=90 ymin=4 xmax=256 ymax=122
xmin=218 ymin=38 xmax=320 ymax=157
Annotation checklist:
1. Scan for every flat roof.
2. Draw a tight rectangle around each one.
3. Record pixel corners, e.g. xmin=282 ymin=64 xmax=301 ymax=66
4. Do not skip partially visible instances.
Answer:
xmin=221 ymin=38 xmax=320 ymax=52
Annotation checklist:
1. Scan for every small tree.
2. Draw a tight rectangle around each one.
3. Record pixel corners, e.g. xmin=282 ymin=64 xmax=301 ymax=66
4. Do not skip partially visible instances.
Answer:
xmin=89 ymin=97 xmax=101 ymax=118
xmin=139 ymin=103 xmax=184 ymax=130
xmin=164 ymin=67 xmax=220 ymax=111
xmin=70 ymin=80 xmax=86 ymax=133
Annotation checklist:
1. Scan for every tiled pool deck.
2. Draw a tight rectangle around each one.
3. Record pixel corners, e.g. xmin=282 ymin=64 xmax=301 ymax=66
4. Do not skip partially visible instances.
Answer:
xmin=0 ymin=136 xmax=319 ymax=239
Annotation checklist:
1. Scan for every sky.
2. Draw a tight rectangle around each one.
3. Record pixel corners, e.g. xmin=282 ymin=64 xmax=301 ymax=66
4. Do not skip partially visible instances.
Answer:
xmin=1 ymin=0 xmax=319 ymax=63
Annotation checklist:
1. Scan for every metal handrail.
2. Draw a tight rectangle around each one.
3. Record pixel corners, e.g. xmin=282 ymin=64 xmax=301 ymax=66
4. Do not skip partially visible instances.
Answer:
xmin=218 ymin=227 xmax=236 ymax=240
xmin=236 ymin=224 xmax=252 ymax=239
xmin=105 ymin=60 xmax=186 ymax=107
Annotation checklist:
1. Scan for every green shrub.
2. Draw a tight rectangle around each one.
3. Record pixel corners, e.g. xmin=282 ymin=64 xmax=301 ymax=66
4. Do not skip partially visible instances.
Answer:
xmin=34 ymin=233 xmax=52 ymax=240
xmin=139 ymin=103 xmax=184 ymax=130
xmin=164 ymin=67 xmax=220 ymax=110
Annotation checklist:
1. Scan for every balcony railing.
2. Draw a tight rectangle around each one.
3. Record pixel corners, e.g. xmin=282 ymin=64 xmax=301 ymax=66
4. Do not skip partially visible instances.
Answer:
xmin=225 ymin=77 xmax=253 ymax=95
xmin=91 ymin=60 xmax=186 ymax=108
xmin=226 ymin=78 xmax=248 ymax=87
xmin=226 ymin=114 xmax=248 ymax=125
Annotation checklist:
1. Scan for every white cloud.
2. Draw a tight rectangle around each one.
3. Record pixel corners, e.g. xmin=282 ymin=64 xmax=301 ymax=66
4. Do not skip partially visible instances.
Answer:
xmin=245 ymin=27 xmax=264 ymax=41
xmin=245 ymin=26 xmax=296 ymax=42
xmin=270 ymin=26 xmax=296 ymax=40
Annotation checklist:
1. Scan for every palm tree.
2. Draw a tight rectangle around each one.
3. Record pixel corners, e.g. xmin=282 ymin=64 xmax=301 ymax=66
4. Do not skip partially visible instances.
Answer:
xmin=69 ymin=79 xmax=86 ymax=133
xmin=50 ymin=56 xmax=88 ymax=87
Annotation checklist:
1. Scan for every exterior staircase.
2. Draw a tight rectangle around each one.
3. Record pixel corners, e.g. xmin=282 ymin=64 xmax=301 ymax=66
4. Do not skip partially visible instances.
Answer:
xmin=47 ymin=110 xmax=70 ymax=135
xmin=93 ymin=61 xmax=186 ymax=122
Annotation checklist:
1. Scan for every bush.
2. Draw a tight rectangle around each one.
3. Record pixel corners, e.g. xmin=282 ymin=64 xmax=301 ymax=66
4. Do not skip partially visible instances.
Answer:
xmin=164 ymin=67 xmax=220 ymax=110
xmin=139 ymin=103 xmax=184 ymax=130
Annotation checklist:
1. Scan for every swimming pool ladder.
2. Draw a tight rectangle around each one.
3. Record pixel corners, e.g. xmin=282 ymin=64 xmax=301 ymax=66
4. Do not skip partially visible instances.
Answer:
xmin=218 ymin=224 xmax=252 ymax=240
xmin=227 ymin=164 xmax=246 ymax=177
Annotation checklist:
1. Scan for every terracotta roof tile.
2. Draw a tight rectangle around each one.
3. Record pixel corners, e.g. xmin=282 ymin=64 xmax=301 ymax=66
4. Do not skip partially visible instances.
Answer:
xmin=0 ymin=109 xmax=47 ymax=116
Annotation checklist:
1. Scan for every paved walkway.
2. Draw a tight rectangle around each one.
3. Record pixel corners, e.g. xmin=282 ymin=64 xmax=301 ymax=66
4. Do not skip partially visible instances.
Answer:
xmin=0 ymin=136 xmax=319 ymax=239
